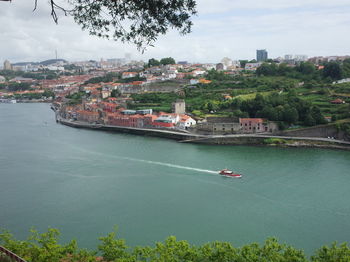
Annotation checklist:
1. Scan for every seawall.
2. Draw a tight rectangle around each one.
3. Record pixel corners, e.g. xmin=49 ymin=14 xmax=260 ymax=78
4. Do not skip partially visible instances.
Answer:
xmin=59 ymin=119 xmax=203 ymax=141
xmin=58 ymin=119 xmax=350 ymax=150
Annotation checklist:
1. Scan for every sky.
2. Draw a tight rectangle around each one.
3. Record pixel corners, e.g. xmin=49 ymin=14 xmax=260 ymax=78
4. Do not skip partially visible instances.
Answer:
xmin=1 ymin=0 xmax=350 ymax=63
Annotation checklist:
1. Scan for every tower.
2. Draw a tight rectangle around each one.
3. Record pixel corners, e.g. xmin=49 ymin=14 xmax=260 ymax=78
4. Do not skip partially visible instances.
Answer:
xmin=172 ymin=99 xmax=186 ymax=114
xmin=256 ymin=49 xmax=268 ymax=62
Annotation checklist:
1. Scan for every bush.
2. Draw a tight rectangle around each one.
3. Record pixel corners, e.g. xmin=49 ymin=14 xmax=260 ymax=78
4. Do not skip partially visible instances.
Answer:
xmin=263 ymin=138 xmax=287 ymax=144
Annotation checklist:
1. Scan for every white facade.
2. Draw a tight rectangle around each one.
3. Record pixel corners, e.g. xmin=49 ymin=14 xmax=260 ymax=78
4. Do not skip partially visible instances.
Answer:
xmin=245 ymin=62 xmax=262 ymax=70
xmin=155 ymin=114 xmax=179 ymax=124
xmin=192 ymin=69 xmax=206 ymax=76
xmin=178 ymin=117 xmax=196 ymax=129
xmin=221 ymin=57 xmax=233 ymax=67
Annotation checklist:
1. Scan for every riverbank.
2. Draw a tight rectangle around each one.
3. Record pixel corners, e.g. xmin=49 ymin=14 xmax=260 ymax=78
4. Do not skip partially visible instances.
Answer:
xmin=58 ymin=118 xmax=350 ymax=150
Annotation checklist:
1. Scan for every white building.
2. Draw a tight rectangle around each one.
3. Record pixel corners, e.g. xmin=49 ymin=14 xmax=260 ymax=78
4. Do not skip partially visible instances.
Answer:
xmin=221 ymin=57 xmax=233 ymax=67
xmin=178 ymin=115 xmax=196 ymax=129
xmin=192 ymin=68 xmax=206 ymax=76
xmin=155 ymin=114 xmax=180 ymax=124
xmin=245 ymin=62 xmax=262 ymax=70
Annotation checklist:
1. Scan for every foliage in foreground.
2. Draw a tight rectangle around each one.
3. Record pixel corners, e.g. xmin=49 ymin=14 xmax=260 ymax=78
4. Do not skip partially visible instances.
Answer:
xmin=1 ymin=228 xmax=350 ymax=262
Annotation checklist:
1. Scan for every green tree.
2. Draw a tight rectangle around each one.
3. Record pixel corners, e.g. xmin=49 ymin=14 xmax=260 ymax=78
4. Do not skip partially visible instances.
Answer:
xmin=239 ymin=60 xmax=249 ymax=68
xmin=160 ymin=57 xmax=176 ymax=65
xmin=304 ymin=113 xmax=316 ymax=126
xmin=311 ymin=106 xmax=326 ymax=124
xmin=297 ymin=62 xmax=316 ymax=75
xmin=98 ymin=230 xmax=129 ymax=261
xmin=256 ymin=63 xmax=278 ymax=76
xmin=111 ymin=89 xmax=121 ymax=98
xmin=311 ymin=242 xmax=350 ymax=262
xmin=21 ymin=0 xmax=197 ymax=50
xmin=282 ymin=105 xmax=299 ymax=124
xmin=323 ymin=62 xmax=342 ymax=80
xmin=148 ymin=58 xmax=161 ymax=67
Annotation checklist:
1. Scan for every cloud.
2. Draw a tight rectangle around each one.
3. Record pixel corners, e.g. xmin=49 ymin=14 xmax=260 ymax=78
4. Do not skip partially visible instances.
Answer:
xmin=0 ymin=0 xmax=350 ymax=63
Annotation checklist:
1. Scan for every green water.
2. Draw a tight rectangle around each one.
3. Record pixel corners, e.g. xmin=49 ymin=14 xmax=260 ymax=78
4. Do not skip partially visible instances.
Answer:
xmin=1 ymin=103 xmax=350 ymax=254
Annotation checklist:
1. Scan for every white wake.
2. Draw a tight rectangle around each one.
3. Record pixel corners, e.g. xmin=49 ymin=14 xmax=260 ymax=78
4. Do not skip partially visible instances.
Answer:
xmin=119 ymin=156 xmax=218 ymax=174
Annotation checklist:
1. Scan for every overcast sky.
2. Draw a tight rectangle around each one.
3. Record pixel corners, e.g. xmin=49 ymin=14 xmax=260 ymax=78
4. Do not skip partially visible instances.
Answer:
xmin=1 ymin=0 xmax=350 ymax=63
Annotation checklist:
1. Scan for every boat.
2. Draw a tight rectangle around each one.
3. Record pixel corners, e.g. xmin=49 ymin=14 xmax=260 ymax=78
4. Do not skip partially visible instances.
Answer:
xmin=219 ymin=169 xmax=242 ymax=178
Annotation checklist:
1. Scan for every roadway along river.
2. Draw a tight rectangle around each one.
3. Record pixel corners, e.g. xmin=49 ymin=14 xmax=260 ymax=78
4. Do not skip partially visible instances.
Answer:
xmin=1 ymin=103 xmax=350 ymax=255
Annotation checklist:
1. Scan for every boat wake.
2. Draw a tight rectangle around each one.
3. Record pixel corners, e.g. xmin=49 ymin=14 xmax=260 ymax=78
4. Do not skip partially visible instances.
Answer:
xmin=119 ymin=156 xmax=218 ymax=174
xmin=61 ymin=144 xmax=219 ymax=175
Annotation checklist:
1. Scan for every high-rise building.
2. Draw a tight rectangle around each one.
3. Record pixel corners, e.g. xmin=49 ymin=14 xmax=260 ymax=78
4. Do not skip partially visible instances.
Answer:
xmin=256 ymin=49 xmax=268 ymax=62
xmin=3 ymin=60 xmax=12 ymax=70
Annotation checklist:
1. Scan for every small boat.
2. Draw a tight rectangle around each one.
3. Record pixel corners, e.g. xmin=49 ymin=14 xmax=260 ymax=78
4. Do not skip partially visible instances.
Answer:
xmin=219 ymin=169 xmax=242 ymax=178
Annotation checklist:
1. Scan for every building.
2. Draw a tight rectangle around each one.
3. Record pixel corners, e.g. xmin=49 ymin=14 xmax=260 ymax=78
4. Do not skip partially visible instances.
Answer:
xmin=152 ymin=114 xmax=183 ymax=128
xmin=122 ymin=72 xmax=138 ymax=79
xmin=294 ymin=55 xmax=308 ymax=62
xmin=239 ymin=118 xmax=278 ymax=133
xmin=76 ymin=110 xmax=100 ymax=123
xmin=245 ymin=62 xmax=262 ymax=71
xmin=221 ymin=57 xmax=233 ymax=67
xmin=136 ymin=109 xmax=153 ymax=115
xmin=172 ymin=99 xmax=186 ymax=114
xmin=177 ymin=115 xmax=197 ymax=129
xmin=257 ymin=49 xmax=268 ymax=62
xmin=3 ymin=60 xmax=12 ymax=70
xmin=330 ymin=99 xmax=345 ymax=104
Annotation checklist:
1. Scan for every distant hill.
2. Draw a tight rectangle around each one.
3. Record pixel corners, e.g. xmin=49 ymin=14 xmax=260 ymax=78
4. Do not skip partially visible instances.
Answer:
xmin=40 ymin=59 xmax=67 ymax=66
xmin=12 ymin=59 xmax=67 ymax=66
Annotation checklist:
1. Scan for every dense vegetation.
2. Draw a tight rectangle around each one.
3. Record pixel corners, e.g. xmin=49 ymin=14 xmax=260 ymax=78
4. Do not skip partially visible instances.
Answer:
xmin=84 ymin=72 xmax=121 ymax=84
xmin=0 ymin=82 xmax=31 ymax=92
xmin=147 ymin=57 xmax=176 ymax=67
xmin=256 ymin=59 xmax=350 ymax=82
xmin=0 ymin=70 xmax=59 ymax=81
xmin=1 ymin=228 xmax=350 ymax=262
xmin=130 ymin=61 xmax=350 ymax=127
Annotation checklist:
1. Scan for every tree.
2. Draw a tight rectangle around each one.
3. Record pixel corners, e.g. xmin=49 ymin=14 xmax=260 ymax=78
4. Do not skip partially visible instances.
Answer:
xmin=282 ymin=105 xmax=299 ymax=124
xmin=323 ymin=62 xmax=342 ymax=80
xmin=111 ymin=89 xmax=121 ymax=98
xmin=297 ymin=62 xmax=316 ymax=75
xmin=148 ymin=58 xmax=161 ymax=67
xmin=160 ymin=57 xmax=176 ymax=65
xmin=239 ymin=60 xmax=249 ymax=68
xmin=311 ymin=242 xmax=350 ymax=262
xmin=256 ymin=63 xmax=278 ymax=76
xmin=98 ymin=230 xmax=129 ymax=261
xmin=4 ymin=0 xmax=197 ymax=50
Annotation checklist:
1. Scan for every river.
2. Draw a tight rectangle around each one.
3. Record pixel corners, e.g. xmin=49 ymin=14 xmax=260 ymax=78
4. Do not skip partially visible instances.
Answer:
xmin=1 ymin=103 xmax=350 ymax=254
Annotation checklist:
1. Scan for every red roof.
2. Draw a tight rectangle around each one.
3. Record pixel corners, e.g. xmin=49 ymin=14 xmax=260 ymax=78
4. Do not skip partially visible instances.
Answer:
xmin=330 ymin=99 xmax=344 ymax=104
xmin=239 ymin=118 xmax=264 ymax=124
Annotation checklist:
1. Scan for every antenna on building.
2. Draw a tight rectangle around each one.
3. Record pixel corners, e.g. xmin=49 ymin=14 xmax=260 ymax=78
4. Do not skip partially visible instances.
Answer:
xmin=55 ymin=50 xmax=58 ymax=60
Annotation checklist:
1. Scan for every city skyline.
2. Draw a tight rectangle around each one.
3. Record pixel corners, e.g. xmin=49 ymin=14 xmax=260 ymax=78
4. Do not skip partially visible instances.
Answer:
xmin=1 ymin=0 xmax=350 ymax=63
